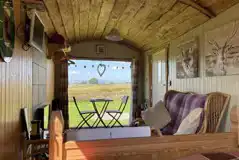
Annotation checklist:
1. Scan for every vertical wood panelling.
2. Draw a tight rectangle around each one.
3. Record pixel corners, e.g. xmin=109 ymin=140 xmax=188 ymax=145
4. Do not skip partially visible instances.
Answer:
xmin=0 ymin=40 xmax=33 ymax=159
xmin=46 ymin=60 xmax=55 ymax=102
xmin=0 ymin=0 xmax=53 ymax=159
xmin=166 ymin=2 xmax=239 ymax=132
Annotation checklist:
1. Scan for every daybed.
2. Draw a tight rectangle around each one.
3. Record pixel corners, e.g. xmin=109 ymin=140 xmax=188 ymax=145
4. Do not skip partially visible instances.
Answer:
xmin=49 ymin=107 xmax=239 ymax=160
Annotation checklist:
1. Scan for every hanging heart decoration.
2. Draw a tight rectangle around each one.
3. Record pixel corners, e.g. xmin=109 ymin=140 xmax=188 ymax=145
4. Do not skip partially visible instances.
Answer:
xmin=97 ymin=63 xmax=106 ymax=77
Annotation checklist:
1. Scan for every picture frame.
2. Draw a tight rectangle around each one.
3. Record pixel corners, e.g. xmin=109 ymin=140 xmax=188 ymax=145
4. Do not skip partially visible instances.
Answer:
xmin=205 ymin=21 xmax=239 ymax=76
xmin=176 ymin=38 xmax=199 ymax=79
xmin=95 ymin=44 xmax=106 ymax=56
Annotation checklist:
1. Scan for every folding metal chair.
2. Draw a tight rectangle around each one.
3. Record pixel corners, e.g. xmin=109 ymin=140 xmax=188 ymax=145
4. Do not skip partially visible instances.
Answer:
xmin=73 ymin=97 xmax=96 ymax=129
xmin=106 ymin=96 xmax=129 ymax=128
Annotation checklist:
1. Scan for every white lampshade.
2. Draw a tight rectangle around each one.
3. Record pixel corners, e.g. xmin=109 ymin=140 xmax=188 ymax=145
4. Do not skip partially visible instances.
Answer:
xmin=105 ymin=29 xmax=123 ymax=42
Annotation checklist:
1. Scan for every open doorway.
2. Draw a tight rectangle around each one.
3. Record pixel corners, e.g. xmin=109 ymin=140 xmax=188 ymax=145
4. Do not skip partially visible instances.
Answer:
xmin=68 ymin=60 xmax=132 ymax=128
xmin=151 ymin=49 xmax=168 ymax=105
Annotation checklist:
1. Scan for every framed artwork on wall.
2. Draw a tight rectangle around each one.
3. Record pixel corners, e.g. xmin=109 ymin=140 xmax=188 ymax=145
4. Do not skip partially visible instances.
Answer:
xmin=176 ymin=38 xmax=199 ymax=79
xmin=205 ymin=21 xmax=239 ymax=76
xmin=95 ymin=44 xmax=106 ymax=56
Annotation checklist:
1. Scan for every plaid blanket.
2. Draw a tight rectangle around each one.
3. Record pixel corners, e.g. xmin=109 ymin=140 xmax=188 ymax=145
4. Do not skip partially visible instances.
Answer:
xmin=161 ymin=90 xmax=207 ymax=135
xmin=178 ymin=152 xmax=239 ymax=160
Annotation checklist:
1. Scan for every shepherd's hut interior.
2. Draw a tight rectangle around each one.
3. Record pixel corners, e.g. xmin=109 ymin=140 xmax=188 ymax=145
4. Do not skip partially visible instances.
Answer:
xmin=3 ymin=0 xmax=239 ymax=159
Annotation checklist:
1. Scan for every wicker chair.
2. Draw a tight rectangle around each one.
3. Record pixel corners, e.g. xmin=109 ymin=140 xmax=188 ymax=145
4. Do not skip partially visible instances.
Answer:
xmin=199 ymin=92 xmax=231 ymax=133
xmin=164 ymin=90 xmax=231 ymax=134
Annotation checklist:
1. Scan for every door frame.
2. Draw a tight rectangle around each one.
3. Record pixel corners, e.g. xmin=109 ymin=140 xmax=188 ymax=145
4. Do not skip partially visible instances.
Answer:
xmin=148 ymin=47 xmax=169 ymax=106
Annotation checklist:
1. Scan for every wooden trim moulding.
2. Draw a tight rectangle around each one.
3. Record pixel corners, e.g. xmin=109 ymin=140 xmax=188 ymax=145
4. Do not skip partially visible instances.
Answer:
xmin=178 ymin=0 xmax=216 ymax=18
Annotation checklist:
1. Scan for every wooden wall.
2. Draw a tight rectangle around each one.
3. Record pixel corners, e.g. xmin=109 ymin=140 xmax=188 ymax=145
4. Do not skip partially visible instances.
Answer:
xmin=0 ymin=1 xmax=31 ymax=159
xmin=168 ymin=2 xmax=239 ymax=132
xmin=0 ymin=38 xmax=32 ymax=160
xmin=46 ymin=60 xmax=54 ymax=103
xmin=32 ymin=48 xmax=47 ymax=115
xmin=0 ymin=0 xmax=54 ymax=159
xmin=144 ymin=2 xmax=239 ymax=132
xmin=70 ymin=40 xmax=140 ymax=60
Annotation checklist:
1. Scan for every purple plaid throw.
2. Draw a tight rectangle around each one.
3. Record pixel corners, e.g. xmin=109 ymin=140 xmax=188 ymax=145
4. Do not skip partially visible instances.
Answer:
xmin=161 ymin=90 xmax=207 ymax=135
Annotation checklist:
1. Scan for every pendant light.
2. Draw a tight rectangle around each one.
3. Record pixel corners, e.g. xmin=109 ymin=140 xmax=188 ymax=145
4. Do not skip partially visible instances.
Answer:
xmin=105 ymin=29 xmax=123 ymax=42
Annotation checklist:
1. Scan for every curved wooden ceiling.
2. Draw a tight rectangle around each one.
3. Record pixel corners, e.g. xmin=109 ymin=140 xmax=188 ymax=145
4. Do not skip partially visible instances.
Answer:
xmin=39 ymin=0 xmax=239 ymax=52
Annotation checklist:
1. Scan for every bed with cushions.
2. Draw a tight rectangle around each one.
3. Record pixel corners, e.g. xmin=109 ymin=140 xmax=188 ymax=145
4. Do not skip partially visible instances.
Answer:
xmin=49 ymin=106 xmax=239 ymax=160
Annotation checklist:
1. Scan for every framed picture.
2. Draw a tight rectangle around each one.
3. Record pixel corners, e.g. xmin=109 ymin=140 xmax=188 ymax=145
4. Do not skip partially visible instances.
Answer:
xmin=176 ymin=38 xmax=199 ymax=79
xmin=95 ymin=44 xmax=106 ymax=56
xmin=205 ymin=21 xmax=239 ymax=76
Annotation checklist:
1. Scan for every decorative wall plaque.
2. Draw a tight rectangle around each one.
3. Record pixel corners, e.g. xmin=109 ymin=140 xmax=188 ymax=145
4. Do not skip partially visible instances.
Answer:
xmin=0 ymin=0 xmax=15 ymax=63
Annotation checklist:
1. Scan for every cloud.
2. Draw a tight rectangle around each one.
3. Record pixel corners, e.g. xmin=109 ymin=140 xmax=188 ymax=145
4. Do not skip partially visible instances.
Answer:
xmin=70 ymin=70 xmax=80 ymax=75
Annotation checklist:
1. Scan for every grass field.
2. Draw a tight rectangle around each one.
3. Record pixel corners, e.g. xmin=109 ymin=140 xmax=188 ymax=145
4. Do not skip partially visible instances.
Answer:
xmin=45 ymin=84 xmax=132 ymax=128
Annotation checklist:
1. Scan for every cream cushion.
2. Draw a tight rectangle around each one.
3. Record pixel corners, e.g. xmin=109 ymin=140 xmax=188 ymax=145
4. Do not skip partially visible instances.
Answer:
xmin=141 ymin=100 xmax=171 ymax=129
xmin=174 ymin=108 xmax=203 ymax=135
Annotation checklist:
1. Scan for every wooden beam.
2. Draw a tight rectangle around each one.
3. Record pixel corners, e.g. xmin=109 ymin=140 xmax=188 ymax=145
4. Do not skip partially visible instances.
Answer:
xmin=56 ymin=0 xmax=75 ymax=42
xmin=93 ymin=0 xmax=115 ymax=38
xmin=44 ymin=0 xmax=67 ymax=39
xmin=178 ymin=0 xmax=216 ymax=18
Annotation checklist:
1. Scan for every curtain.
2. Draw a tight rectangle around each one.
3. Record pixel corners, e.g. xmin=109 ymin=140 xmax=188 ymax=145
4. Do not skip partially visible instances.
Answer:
xmin=54 ymin=60 xmax=69 ymax=129
xmin=131 ymin=59 xmax=140 ymax=120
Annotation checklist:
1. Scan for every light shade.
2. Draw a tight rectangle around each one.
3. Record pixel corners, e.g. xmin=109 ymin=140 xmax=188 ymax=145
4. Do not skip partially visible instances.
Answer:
xmin=105 ymin=29 xmax=123 ymax=42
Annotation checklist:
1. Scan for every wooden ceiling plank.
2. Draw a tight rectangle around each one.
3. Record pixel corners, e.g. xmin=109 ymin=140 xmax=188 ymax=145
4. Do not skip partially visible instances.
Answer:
xmin=56 ymin=0 xmax=75 ymax=42
xmin=133 ymin=2 xmax=188 ymax=47
xmin=102 ymin=0 xmax=129 ymax=38
xmin=44 ymin=0 xmax=67 ymax=39
xmin=37 ymin=11 xmax=56 ymax=36
xmin=144 ymin=12 xmax=208 ymax=50
xmin=71 ymin=0 xmax=80 ymax=42
xmin=141 ymin=6 xmax=200 ymax=48
xmin=178 ymin=0 xmax=215 ymax=18
xmin=88 ymin=0 xmax=103 ymax=40
xmin=115 ymin=0 xmax=145 ymax=36
xmin=93 ymin=0 xmax=115 ymax=39
xmin=79 ymin=0 xmax=90 ymax=40
xmin=122 ymin=0 xmax=160 ymax=38
xmin=127 ymin=0 xmax=177 ymax=39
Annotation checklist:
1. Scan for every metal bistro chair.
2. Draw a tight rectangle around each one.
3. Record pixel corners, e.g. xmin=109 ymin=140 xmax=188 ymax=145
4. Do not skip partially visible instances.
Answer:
xmin=106 ymin=96 xmax=129 ymax=128
xmin=73 ymin=97 xmax=97 ymax=129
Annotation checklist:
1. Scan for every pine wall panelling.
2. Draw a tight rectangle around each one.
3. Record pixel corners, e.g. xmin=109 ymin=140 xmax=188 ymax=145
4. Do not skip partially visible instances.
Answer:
xmin=0 ymin=0 xmax=54 ymax=159
xmin=144 ymin=2 xmax=239 ymax=132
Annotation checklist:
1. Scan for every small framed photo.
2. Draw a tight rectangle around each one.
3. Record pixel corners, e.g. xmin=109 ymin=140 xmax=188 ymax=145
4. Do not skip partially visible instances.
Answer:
xmin=95 ymin=44 xmax=106 ymax=55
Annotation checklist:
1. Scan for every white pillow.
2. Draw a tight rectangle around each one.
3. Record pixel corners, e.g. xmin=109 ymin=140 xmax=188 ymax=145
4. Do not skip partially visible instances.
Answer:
xmin=174 ymin=108 xmax=203 ymax=135
xmin=141 ymin=100 xmax=171 ymax=129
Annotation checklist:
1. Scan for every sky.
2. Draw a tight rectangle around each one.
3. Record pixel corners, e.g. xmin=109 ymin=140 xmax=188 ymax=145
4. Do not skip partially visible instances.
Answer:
xmin=68 ymin=60 xmax=132 ymax=84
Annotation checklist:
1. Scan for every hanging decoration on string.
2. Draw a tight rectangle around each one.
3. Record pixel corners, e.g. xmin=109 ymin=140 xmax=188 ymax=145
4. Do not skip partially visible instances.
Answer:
xmin=80 ymin=63 xmax=130 ymax=71
xmin=97 ymin=63 xmax=106 ymax=77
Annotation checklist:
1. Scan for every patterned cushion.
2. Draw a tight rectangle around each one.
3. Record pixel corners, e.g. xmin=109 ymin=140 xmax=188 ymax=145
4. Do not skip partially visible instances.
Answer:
xmin=161 ymin=90 xmax=207 ymax=135
xmin=177 ymin=152 xmax=239 ymax=160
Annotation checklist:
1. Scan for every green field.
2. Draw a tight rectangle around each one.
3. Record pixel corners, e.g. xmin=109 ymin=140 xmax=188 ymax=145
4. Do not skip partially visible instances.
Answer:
xmin=45 ymin=84 xmax=132 ymax=128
